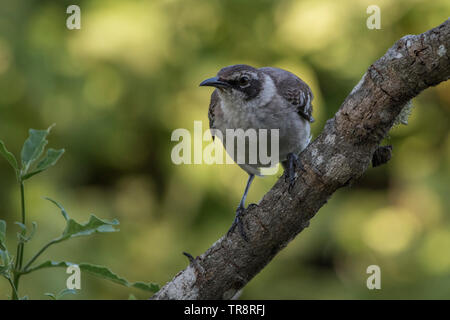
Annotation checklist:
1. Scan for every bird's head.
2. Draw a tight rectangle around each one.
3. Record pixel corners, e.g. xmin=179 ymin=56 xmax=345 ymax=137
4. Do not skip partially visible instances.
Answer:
xmin=200 ymin=64 xmax=265 ymax=104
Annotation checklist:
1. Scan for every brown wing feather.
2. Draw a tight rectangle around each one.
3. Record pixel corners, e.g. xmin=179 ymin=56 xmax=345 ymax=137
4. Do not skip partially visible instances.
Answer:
xmin=260 ymin=67 xmax=314 ymax=123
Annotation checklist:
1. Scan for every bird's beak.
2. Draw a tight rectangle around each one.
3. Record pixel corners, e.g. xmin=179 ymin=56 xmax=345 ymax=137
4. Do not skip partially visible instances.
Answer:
xmin=199 ymin=76 xmax=230 ymax=88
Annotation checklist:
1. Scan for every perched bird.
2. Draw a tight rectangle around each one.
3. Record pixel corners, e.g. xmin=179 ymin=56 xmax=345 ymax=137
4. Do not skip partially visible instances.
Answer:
xmin=200 ymin=64 xmax=314 ymax=240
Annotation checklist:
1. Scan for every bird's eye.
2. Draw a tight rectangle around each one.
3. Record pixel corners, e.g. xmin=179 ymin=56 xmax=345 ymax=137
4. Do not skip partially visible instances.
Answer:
xmin=239 ymin=76 xmax=250 ymax=87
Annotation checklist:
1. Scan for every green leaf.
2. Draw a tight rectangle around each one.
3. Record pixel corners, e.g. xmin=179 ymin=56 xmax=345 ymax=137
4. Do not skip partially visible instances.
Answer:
xmin=0 ymin=261 xmax=10 ymax=275
xmin=0 ymin=221 xmax=13 ymax=276
xmin=44 ymin=197 xmax=69 ymax=221
xmin=27 ymin=261 xmax=160 ymax=293
xmin=27 ymin=260 xmax=77 ymax=272
xmin=21 ymin=129 xmax=48 ymax=171
xmin=61 ymin=215 xmax=119 ymax=240
xmin=0 ymin=248 xmax=11 ymax=270
xmin=0 ymin=249 xmax=11 ymax=269
xmin=20 ymin=124 xmax=54 ymax=174
xmin=56 ymin=288 xmax=77 ymax=299
xmin=0 ymin=140 xmax=19 ymax=178
xmin=44 ymin=292 xmax=57 ymax=300
xmin=47 ymin=288 xmax=77 ymax=300
xmin=21 ymin=205 xmax=119 ymax=272
xmin=128 ymin=294 xmax=137 ymax=300
xmin=131 ymin=281 xmax=160 ymax=292
xmin=78 ymin=263 xmax=160 ymax=292
xmin=45 ymin=198 xmax=117 ymax=235
xmin=21 ymin=148 xmax=65 ymax=180
xmin=15 ymin=222 xmax=26 ymax=241
xmin=15 ymin=221 xmax=37 ymax=244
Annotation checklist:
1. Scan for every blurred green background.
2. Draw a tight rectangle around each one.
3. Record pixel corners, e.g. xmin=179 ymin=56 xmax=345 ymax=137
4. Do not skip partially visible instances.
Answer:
xmin=0 ymin=0 xmax=449 ymax=299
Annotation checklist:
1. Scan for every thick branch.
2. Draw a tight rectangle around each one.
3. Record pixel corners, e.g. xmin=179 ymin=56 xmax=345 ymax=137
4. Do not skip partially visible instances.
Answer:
xmin=153 ymin=19 xmax=450 ymax=300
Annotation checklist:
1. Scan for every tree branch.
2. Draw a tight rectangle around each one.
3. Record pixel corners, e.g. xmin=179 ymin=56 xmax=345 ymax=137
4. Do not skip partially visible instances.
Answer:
xmin=152 ymin=19 xmax=450 ymax=300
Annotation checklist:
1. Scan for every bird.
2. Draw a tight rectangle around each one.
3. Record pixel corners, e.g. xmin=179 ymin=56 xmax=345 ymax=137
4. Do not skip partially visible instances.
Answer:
xmin=200 ymin=64 xmax=314 ymax=240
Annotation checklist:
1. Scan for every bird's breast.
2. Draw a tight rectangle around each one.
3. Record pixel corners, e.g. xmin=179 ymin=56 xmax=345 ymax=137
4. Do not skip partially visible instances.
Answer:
xmin=214 ymin=98 xmax=311 ymax=170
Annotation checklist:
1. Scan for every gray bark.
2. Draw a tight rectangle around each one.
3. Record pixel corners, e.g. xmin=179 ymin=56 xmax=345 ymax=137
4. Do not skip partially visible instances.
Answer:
xmin=152 ymin=19 xmax=450 ymax=300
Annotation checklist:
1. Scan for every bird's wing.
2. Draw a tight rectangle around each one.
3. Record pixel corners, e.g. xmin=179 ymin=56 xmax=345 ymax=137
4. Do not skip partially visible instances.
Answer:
xmin=260 ymin=67 xmax=314 ymax=123
xmin=208 ymin=89 xmax=220 ymax=140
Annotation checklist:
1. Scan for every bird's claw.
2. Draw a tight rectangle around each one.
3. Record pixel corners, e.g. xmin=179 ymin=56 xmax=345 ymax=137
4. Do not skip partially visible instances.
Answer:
xmin=227 ymin=205 xmax=249 ymax=242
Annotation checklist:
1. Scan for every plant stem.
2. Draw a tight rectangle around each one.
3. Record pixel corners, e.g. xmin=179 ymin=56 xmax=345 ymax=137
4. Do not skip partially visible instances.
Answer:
xmin=8 ymin=277 xmax=19 ymax=300
xmin=22 ymin=239 xmax=59 ymax=272
xmin=19 ymin=181 xmax=25 ymax=269
xmin=12 ymin=181 xmax=26 ymax=299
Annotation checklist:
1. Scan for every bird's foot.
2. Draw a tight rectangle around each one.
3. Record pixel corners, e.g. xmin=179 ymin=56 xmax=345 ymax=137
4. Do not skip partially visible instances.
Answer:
xmin=227 ymin=205 xmax=249 ymax=242
xmin=284 ymin=153 xmax=302 ymax=192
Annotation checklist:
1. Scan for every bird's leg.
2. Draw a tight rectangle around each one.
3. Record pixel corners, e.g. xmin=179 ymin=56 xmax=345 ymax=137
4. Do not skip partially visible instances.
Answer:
xmin=228 ymin=174 xmax=255 ymax=241
xmin=284 ymin=153 xmax=302 ymax=192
